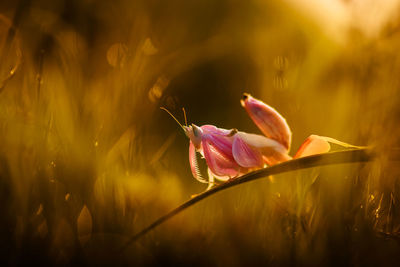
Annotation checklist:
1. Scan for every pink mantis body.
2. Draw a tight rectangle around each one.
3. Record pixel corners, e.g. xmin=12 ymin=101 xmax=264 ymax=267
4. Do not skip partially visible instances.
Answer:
xmin=187 ymin=124 xmax=291 ymax=185
xmin=162 ymin=93 xmax=357 ymax=189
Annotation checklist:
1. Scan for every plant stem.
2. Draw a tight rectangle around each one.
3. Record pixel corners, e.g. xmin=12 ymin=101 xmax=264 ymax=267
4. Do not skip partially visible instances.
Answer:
xmin=119 ymin=148 xmax=400 ymax=252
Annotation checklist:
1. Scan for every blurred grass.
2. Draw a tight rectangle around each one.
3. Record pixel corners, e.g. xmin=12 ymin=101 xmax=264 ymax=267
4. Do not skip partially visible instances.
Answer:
xmin=1 ymin=0 xmax=400 ymax=265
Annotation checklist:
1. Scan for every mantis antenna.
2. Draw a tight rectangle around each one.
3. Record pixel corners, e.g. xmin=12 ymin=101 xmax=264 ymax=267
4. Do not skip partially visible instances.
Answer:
xmin=182 ymin=108 xmax=188 ymax=127
xmin=160 ymin=107 xmax=185 ymax=130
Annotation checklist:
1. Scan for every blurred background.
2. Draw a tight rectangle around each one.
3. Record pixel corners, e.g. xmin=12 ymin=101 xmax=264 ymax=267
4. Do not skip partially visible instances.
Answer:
xmin=1 ymin=0 xmax=400 ymax=265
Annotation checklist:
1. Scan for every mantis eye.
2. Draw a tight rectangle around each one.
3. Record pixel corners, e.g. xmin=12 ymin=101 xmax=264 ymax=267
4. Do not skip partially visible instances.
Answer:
xmin=192 ymin=124 xmax=202 ymax=137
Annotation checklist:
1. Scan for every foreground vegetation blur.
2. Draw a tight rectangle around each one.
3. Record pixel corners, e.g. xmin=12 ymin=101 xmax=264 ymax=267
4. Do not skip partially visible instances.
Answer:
xmin=1 ymin=0 xmax=400 ymax=265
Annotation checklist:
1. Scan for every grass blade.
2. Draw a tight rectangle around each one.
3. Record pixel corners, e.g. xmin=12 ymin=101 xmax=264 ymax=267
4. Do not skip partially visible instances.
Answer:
xmin=119 ymin=148 xmax=400 ymax=252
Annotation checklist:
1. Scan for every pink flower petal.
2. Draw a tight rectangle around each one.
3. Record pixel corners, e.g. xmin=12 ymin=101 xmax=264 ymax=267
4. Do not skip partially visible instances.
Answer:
xmin=241 ymin=94 xmax=292 ymax=151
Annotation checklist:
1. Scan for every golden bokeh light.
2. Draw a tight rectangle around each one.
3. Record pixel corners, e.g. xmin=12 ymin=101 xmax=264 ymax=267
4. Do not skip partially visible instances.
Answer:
xmin=1 ymin=0 xmax=400 ymax=265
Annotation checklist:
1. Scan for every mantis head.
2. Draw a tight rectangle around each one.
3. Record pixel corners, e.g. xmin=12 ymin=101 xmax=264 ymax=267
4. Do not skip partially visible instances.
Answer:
xmin=161 ymin=107 xmax=203 ymax=148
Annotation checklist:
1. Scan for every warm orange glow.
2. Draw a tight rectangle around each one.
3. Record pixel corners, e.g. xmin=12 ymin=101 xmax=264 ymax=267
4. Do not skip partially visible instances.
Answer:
xmin=1 ymin=0 xmax=400 ymax=265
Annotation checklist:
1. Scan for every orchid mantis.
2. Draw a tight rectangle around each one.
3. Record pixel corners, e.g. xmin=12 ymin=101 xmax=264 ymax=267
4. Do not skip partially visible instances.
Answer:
xmin=162 ymin=93 xmax=359 ymax=190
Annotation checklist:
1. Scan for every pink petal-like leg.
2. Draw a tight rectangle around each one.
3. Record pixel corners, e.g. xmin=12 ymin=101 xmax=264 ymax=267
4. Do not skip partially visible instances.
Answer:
xmin=294 ymin=135 xmax=364 ymax=158
xmin=294 ymin=135 xmax=331 ymax=158
xmin=235 ymin=131 xmax=292 ymax=166
xmin=241 ymin=94 xmax=292 ymax=151
xmin=263 ymin=152 xmax=292 ymax=166
xmin=201 ymin=129 xmax=235 ymax=160
xmin=232 ymin=134 xmax=264 ymax=168
xmin=202 ymin=137 xmax=241 ymax=178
